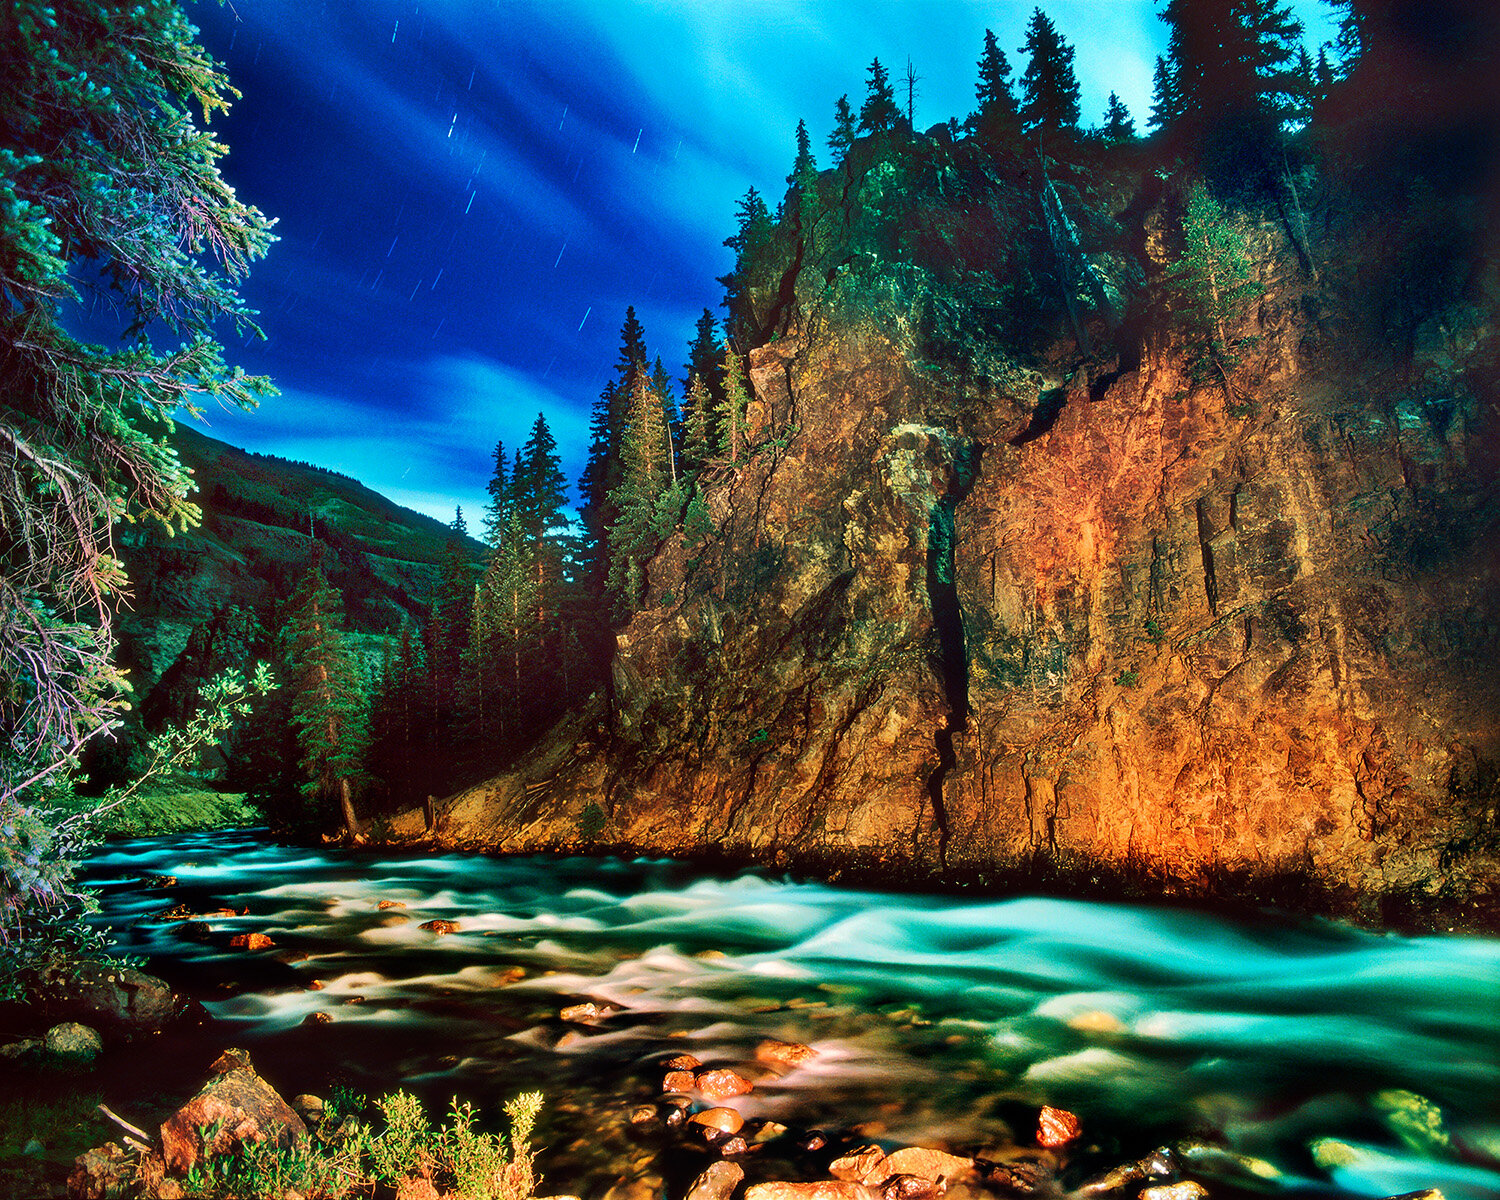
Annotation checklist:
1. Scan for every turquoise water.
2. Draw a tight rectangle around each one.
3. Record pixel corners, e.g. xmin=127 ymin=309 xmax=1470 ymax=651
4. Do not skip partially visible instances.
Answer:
xmin=82 ymin=831 xmax=1500 ymax=1198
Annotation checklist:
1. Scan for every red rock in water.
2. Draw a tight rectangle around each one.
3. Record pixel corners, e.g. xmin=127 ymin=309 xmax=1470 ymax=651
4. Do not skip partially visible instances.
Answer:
xmin=662 ymin=1069 xmax=697 ymax=1093
xmin=883 ymin=1148 xmax=975 ymax=1183
xmin=1037 ymin=1106 xmax=1081 ymax=1148
xmin=685 ymin=1161 xmax=745 ymax=1200
xmin=755 ymin=1039 xmax=817 ymax=1070
xmin=745 ymin=1183 xmax=864 ymax=1200
xmin=228 ymin=933 xmax=275 ymax=950
xmin=695 ymin=1068 xmax=753 ymax=1099
xmin=688 ymin=1107 xmax=745 ymax=1136
xmin=160 ymin=1064 xmax=307 ymax=1173
xmin=829 ymin=1145 xmax=888 ymax=1183
xmin=882 ymin=1174 xmax=944 ymax=1200
xmin=419 ymin=919 xmax=459 ymax=934
xmin=378 ymin=899 xmax=407 ymax=910
xmin=664 ymin=1052 xmax=704 ymax=1070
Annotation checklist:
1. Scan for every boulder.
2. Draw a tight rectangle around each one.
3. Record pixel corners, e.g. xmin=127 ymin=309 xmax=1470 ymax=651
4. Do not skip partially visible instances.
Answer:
xmin=663 ymin=1069 xmax=697 ymax=1093
xmin=36 ymin=960 xmax=180 ymax=1037
xmin=686 ymin=1162 xmax=744 ymax=1200
xmin=689 ymin=1107 xmax=746 ymax=1137
xmin=696 ymin=1068 xmax=754 ymax=1100
xmin=664 ymin=1053 xmax=704 ymax=1070
xmin=830 ymin=1145 xmax=889 ymax=1183
xmin=882 ymin=1175 xmax=944 ymax=1200
xmin=44 ymin=1021 xmax=103 ymax=1064
xmin=228 ymin=932 xmax=275 ymax=951
xmin=68 ymin=1142 xmax=132 ymax=1199
xmin=419 ymin=919 xmax=460 ymax=935
xmin=883 ymin=1148 xmax=975 ymax=1184
xmin=745 ymin=1184 xmax=864 ymax=1200
xmin=160 ymin=1062 xmax=308 ymax=1173
xmin=755 ymin=1039 xmax=817 ymax=1071
xmin=561 ymin=1001 xmax=617 ymax=1023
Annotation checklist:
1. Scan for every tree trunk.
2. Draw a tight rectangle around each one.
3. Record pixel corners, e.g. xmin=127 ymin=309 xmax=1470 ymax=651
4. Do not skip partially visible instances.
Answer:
xmin=338 ymin=775 xmax=363 ymax=844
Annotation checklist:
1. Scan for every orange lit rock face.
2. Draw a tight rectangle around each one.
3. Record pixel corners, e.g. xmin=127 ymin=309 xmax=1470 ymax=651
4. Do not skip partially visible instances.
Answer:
xmin=400 ymin=249 xmax=1500 ymax=915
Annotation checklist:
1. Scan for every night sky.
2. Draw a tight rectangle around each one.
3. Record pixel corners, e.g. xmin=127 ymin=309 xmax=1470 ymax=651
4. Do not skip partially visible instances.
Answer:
xmin=186 ymin=0 xmax=1335 ymax=524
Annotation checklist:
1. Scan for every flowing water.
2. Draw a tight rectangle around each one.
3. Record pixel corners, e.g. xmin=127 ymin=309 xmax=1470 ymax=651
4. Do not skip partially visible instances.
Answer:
xmin=80 ymin=830 xmax=1500 ymax=1199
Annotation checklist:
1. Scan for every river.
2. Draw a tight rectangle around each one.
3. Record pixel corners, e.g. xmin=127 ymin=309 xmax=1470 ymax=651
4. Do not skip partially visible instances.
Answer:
xmin=80 ymin=830 xmax=1500 ymax=1199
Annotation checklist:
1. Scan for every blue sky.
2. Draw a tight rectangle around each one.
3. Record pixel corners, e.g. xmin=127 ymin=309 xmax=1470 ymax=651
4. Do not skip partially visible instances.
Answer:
xmin=189 ymin=0 xmax=1338 ymax=524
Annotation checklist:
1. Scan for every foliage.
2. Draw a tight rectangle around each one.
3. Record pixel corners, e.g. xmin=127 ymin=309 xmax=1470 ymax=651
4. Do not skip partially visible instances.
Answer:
xmin=180 ymin=1088 xmax=542 ymax=1200
xmin=971 ymin=28 xmax=1019 ymax=142
xmin=0 ymin=0 xmax=273 ymax=997
xmin=1018 ymin=8 xmax=1081 ymax=138
xmin=0 ymin=665 xmax=270 ymax=1001
xmin=1164 ymin=183 xmax=1263 ymax=373
xmin=858 ymin=58 xmax=901 ymax=135
xmin=279 ymin=566 xmax=369 ymax=842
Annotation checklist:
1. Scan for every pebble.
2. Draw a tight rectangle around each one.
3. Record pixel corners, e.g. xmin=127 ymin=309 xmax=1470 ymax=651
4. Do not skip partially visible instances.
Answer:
xmin=1139 ymin=1184 xmax=1207 ymax=1200
xmin=830 ymin=1145 xmax=888 ymax=1183
xmin=1037 ymin=1106 xmax=1080 ymax=1148
xmin=884 ymin=1148 xmax=975 ymax=1183
xmin=228 ymin=932 xmax=275 ymax=950
xmin=686 ymin=1162 xmax=744 ymax=1200
xmin=696 ymin=1068 xmax=754 ymax=1100
xmin=689 ymin=1108 xmax=745 ymax=1137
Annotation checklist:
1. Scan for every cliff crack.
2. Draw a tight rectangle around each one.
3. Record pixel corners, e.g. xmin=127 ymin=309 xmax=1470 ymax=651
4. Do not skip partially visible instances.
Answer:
xmin=923 ymin=438 xmax=981 ymax=872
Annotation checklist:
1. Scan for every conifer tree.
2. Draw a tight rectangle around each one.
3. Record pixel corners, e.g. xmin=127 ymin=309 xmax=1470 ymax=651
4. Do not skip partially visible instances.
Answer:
xmin=650 ymin=357 xmax=680 ymax=485
xmin=858 ymin=58 xmax=902 ymax=135
xmin=472 ymin=514 xmax=538 ymax=730
xmin=1101 ymin=93 xmax=1136 ymax=141
xmin=788 ymin=119 xmax=817 ymax=189
xmin=719 ymin=189 xmax=772 ymax=345
xmin=367 ymin=620 xmax=431 ymax=804
xmin=510 ymin=414 xmax=568 ymax=551
xmin=481 ymin=439 xmax=509 ymax=548
xmin=450 ymin=506 xmax=468 ymax=537
xmin=1157 ymin=0 xmax=1303 ymax=163
xmin=972 ymin=29 xmax=1020 ymax=140
xmin=1019 ymin=9 xmax=1081 ymax=139
xmin=1 ymin=0 xmax=274 ymax=867
xmin=1166 ymin=183 xmax=1263 ymax=371
xmin=682 ymin=374 xmax=713 ymax=477
xmin=717 ymin=348 xmax=750 ymax=465
xmin=281 ymin=566 xmax=369 ymax=843
xmin=829 ymin=95 xmax=858 ymax=165
xmin=1149 ymin=55 xmax=1182 ymax=132
xmin=429 ymin=541 xmax=475 ymax=707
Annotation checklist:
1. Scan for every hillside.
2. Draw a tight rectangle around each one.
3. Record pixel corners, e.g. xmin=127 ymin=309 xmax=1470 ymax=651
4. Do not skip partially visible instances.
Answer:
xmin=110 ymin=425 xmax=479 ymax=765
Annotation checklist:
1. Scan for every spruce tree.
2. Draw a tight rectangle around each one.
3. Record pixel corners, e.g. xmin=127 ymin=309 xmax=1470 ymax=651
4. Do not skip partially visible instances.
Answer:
xmin=1157 ymin=0 xmax=1303 ymax=179
xmin=450 ymin=506 xmax=468 ymax=537
xmin=511 ymin=413 xmax=568 ymax=551
xmin=682 ymin=374 xmax=713 ymax=477
xmin=858 ymin=58 xmax=902 ymax=135
xmin=481 ymin=439 xmax=509 ymax=548
xmin=1 ymin=0 xmax=274 ymax=874
xmin=1018 ymin=9 xmax=1081 ymax=139
xmin=281 ymin=566 xmax=369 ymax=843
xmin=787 ymin=119 xmax=817 ymax=189
xmin=719 ymin=188 xmax=772 ymax=345
xmin=717 ymin=348 xmax=750 ymax=465
xmin=650 ymin=357 xmax=680 ymax=485
xmin=472 ymin=514 xmax=538 ymax=732
xmin=1166 ymin=182 xmax=1263 ymax=372
xmin=1149 ymin=55 xmax=1183 ymax=132
xmin=829 ymin=94 xmax=858 ymax=165
xmin=972 ymin=29 xmax=1020 ymax=140
xmin=367 ymin=620 xmax=432 ymax=804
xmin=1101 ymin=92 xmax=1136 ymax=141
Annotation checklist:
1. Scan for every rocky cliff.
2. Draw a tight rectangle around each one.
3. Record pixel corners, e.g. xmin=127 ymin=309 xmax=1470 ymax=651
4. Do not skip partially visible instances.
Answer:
xmin=392 ymin=171 xmax=1500 ymax=922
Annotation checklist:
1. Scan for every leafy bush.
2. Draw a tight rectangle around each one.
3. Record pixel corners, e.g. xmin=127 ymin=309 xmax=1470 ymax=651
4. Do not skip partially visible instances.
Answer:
xmin=181 ymin=1088 xmax=542 ymax=1200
